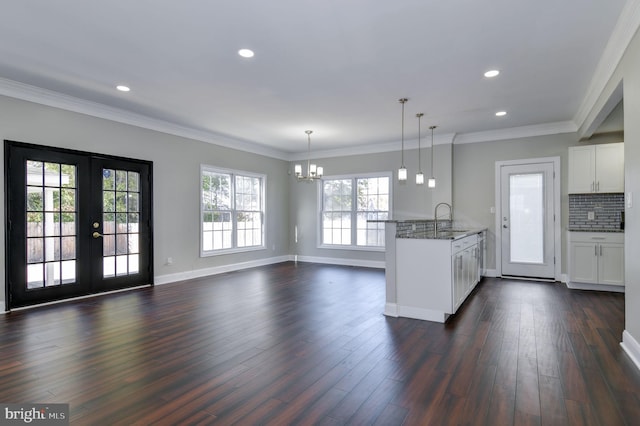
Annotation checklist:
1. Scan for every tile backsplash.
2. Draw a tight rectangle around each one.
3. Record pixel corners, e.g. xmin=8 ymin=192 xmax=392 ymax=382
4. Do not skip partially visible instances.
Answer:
xmin=395 ymin=220 xmax=451 ymax=237
xmin=568 ymin=193 xmax=624 ymax=231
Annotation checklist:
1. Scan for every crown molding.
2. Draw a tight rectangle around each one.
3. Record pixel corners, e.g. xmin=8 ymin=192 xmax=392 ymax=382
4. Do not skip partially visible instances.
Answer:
xmin=0 ymin=77 xmax=580 ymax=162
xmin=452 ymin=121 xmax=577 ymax=145
xmin=0 ymin=77 xmax=290 ymax=161
xmin=289 ymin=120 xmax=579 ymax=160
xmin=574 ymin=0 xmax=640 ymax=135
xmin=287 ymin=133 xmax=457 ymax=161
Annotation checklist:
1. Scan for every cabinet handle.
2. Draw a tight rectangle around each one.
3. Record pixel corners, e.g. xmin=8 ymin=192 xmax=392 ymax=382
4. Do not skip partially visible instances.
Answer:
xmin=600 ymin=245 xmax=603 ymax=256
xmin=596 ymin=181 xmax=600 ymax=192
xmin=595 ymin=245 xmax=598 ymax=256
xmin=591 ymin=182 xmax=595 ymax=192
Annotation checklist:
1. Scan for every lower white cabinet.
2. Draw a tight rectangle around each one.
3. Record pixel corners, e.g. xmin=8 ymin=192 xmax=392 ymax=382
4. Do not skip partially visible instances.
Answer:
xmin=568 ymin=232 xmax=624 ymax=287
xmin=396 ymin=232 xmax=483 ymax=322
xmin=452 ymin=238 xmax=481 ymax=311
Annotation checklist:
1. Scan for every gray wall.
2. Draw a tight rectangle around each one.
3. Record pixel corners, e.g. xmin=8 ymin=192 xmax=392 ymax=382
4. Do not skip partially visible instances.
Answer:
xmin=289 ymin=144 xmax=451 ymax=264
xmin=621 ymin=27 xmax=640 ymax=345
xmin=580 ymin=24 xmax=640 ymax=349
xmin=0 ymin=95 xmax=291 ymax=304
xmin=453 ymin=133 xmax=577 ymax=272
xmin=2 ymin=27 xmax=639 ymax=351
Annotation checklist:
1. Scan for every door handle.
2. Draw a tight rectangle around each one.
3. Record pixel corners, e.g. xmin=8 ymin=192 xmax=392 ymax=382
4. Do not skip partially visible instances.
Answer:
xmin=92 ymin=231 xmax=103 ymax=239
xmin=503 ymin=224 xmax=508 ymax=228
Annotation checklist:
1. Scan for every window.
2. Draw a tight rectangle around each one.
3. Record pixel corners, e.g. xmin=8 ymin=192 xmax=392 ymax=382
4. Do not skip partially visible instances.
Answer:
xmin=201 ymin=165 xmax=265 ymax=255
xmin=320 ymin=173 xmax=391 ymax=249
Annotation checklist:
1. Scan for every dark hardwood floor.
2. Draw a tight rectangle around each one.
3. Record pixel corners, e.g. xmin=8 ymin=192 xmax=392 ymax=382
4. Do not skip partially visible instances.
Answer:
xmin=1 ymin=262 xmax=639 ymax=425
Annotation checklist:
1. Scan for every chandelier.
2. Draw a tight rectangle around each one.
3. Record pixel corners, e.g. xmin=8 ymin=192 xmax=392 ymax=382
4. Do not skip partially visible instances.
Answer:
xmin=295 ymin=130 xmax=324 ymax=181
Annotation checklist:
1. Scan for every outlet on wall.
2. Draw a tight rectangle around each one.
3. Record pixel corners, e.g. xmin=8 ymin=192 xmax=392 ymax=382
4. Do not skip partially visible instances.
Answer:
xmin=587 ymin=211 xmax=595 ymax=220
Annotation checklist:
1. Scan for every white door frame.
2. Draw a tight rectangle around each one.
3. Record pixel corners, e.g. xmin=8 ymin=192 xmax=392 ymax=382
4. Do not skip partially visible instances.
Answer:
xmin=495 ymin=157 xmax=561 ymax=281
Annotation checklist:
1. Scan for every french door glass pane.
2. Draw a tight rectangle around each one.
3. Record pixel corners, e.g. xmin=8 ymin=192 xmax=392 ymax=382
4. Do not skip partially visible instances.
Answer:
xmin=25 ymin=160 xmax=77 ymax=288
xmin=102 ymin=169 xmax=140 ymax=278
xmin=509 ymin=173 xmax=544 ymax=264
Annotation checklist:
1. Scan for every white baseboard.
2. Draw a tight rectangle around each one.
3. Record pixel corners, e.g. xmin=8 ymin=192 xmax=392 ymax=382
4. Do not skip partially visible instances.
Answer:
xmin=3 ymin=256 xmax=384 ymax=312
xmin=293 ymin=255 xmax=385 ymax=269
xmin=621 ymin=330 xmax=640 ymax=372
xmin=565 ymin=281 xmax=625 ymax=293
xmin=154 ymin=254 xmax=384 ymax=286
xmin=384 ymin=303 xmax=398 ymax=317
xmin=396 ymin=305 xmax=448 ymax=323
xmin=154 ymin=255 xmax=292 ymax=285
xmin=483 ymin=269 xmax=498 ymax=278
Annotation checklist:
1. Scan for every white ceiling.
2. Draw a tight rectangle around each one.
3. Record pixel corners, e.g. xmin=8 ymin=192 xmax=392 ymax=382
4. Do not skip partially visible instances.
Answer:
xmin=0 ymin=0 xmax=629 ymax=158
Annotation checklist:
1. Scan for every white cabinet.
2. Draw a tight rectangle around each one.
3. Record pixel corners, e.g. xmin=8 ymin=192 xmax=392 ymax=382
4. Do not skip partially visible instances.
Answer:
xmin=396 ymin=232 xmax=483 ymax=322
xmin=568 ymin=232 xmax=624 ymax=287
xmin=452 ymin=236 xmax=481 ymax=311
xmin=568 ymin=143 xmax=624 ymax=193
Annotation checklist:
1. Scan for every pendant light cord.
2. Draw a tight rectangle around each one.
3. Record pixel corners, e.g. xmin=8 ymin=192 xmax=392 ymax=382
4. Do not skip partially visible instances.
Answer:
xmin=306 ymin=130 xmax=312 ymax=175
xmin=399 ymin=98 xmax=407 ymax=167
xmin=430 ymin=125 xmax=436 ymax=175
xmin=417 ymin=113 xmax=423 ymax=172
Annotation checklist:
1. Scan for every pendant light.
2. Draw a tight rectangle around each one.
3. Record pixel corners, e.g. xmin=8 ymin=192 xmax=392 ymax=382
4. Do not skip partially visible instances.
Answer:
xmin=416 ymin=113 xmax=424 ymax=185
xmin=295 ymin=130 xmax=324 ymax=181
xmin=428 ymin=125 xmax=437 ymax=188
xmin=398 ymin=98 xmax=408 ymax=181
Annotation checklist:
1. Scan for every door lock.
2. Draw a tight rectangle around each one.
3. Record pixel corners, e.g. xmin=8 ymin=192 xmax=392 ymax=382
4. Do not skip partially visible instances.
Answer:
xmin=92 ymin=232 xmax=103 ymax=239
xmin=93 ymin=222 xmax=100 ymax=229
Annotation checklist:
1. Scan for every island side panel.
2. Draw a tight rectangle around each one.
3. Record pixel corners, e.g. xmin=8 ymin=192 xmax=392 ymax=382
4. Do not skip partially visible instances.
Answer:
xmin=384 ymin=222 xmax=398 ymax=316
xmin=396 ymin=238 xmax=453 ymax=322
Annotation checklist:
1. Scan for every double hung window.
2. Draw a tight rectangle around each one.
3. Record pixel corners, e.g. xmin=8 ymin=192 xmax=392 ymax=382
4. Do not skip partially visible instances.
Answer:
xmin=320 ymin=173 xmax=391 ymax=249
xmin=201 ymin=165 xmax=265 ymax=255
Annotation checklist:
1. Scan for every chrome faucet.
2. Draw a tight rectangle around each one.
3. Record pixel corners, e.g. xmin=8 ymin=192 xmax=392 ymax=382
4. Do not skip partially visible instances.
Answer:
xmin=434 ymin=202 xmax=452 ymax=235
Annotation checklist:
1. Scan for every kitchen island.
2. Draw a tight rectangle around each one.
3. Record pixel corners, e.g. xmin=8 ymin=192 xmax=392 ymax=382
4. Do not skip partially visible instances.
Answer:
xmin=378 ymin=220 xmax=486 ymax=323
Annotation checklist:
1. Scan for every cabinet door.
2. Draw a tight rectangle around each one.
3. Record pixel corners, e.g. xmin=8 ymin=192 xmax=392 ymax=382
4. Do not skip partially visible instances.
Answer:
xmin=595 ymin=143 xmax=624 ymax=193
xmin=568 ymin=146 xmax=596 ymax=193
xmin=472 ymin=246 xmax=480 ymax=287
xmin=569 ymin=242 xmax=598 ymax=283
xmin=465 ymin=246 xmax=475 ymax=294
xmin=453 ymin=254 xmax=463 ymax=311
xmin=599 ymin=243 xmax=624 ymax=286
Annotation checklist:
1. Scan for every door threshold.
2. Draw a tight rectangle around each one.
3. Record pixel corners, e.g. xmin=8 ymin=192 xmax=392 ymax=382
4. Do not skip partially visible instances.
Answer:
xmin=500 ymin=275 xmax=556 ymax=283
xmin=6 ymin=284 xmax=153 ymax=313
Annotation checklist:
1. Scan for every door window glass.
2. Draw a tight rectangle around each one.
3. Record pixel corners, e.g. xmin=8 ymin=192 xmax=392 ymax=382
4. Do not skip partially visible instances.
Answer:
xmin=102 ymin=169 xmax=140 ymax=277
xmin=25 ymin=161 xmax=77 ymax=288
xmin=509 ymin=173 xmax=544 ymax=263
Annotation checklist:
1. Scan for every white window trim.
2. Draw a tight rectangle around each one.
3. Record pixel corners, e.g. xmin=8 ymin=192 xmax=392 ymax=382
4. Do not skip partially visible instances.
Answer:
xmin=200 ymin=164 xmax=267 ymax=257
xmin=317 ymin=171 xmax=392 ymax=252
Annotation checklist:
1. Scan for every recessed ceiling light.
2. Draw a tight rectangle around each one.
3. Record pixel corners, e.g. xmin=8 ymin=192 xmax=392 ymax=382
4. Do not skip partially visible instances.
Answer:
xmin=238 ymin=49 xmax=254 ymax=58
xmin=495 ymin=111 xmax=507 ymax=117
xmin=116 ymin=85 xmax=130 ymax=92
xmin=484 ymin=70 xmax=500 ymax=78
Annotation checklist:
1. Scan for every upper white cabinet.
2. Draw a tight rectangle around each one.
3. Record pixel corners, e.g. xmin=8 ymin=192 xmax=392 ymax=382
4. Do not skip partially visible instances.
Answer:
xmin=568 ymin=142 xmax=624 ymax=193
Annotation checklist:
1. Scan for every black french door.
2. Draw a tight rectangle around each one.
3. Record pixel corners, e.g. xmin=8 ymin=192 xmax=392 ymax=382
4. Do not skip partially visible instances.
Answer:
xmin=5 ymin=141 xmax=153 ymax=309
